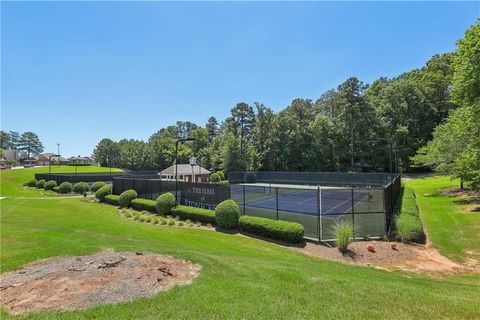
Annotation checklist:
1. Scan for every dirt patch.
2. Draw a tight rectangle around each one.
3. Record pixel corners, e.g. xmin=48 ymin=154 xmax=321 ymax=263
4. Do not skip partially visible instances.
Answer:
xmin=0 ymin=250 xmax=200 ymax=315
xmin=440 ymin=187 xmax=480 ymax=198
xmin=290 ymin=241 xmax=480 ymax=275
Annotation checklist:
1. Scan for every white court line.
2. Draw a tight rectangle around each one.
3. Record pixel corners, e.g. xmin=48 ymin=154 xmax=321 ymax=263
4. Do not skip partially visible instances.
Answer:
xmin=322 ymin=192 xmax=368 ymax=216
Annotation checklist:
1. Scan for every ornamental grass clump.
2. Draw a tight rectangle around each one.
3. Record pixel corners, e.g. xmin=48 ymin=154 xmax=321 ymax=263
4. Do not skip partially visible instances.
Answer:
xmin=395 ymin=214 xmax=423 ymax=243
xmin=333 ymin=219 xmax=353 ymax=253
xmin=155 ymin=192 xmax=176 ymax=215
xmin=215 ymin=200 xmax=240 ymax=229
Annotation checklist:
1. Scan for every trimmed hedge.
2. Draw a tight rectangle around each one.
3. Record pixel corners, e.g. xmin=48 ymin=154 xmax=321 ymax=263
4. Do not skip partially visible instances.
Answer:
xmin=238 ymin=215 xmax=304 ymax=243
xmin=210 ymin=172 xmax=221 ymax=183
xmin=105 ymin=194 xmax=120 ymax=206
xmin=91 ymin=181 xmax=106 ymax=193
xmin=58 ymin=182 xmax=73 ymax=194
xmin=172 ymin=205 xmax=216 ymax=224
xmin=131 ymin=198 xmax=156 ymax=212
xmin=215 ymin=200 xmax=240 ymax=229
xmin=95 ymin=184 xmax=112 ymax=202
xmin=73 ymin=182 xmax=90 ymax=194
xmin=24 ymin=179 xmax=38 ymax=187
xmin=36 ymin=179 xmax=46 ymax=189
xmin=155 ymin=192 xmax=176 ymax=215
xmin=119 ymin=189 xmax=137 ymax=207
xmin=43 ymin=180 xmax=57 ymax=191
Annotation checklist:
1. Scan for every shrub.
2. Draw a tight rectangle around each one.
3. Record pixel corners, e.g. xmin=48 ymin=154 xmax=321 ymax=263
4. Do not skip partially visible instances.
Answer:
xmin=155 ymin=192 xmax=176 ymax=215
xmin=53 ymin=186 xmax=59 ymax=193
xmin=167 ymin=218 xmax=175 ymax=226
xmin=333 ymin=219 xmax=353 ymax=253
xmin=244 ymin=172 xmax=257 ymax=183
xmin=105 ymin=194 xmax=120 ymax=206
xmin=172 ymin=205 xmax=216 ymax=224
xmin=58 ymin=182 xmax=73 ymax=194
xmin=119 ymin=189 xmax=138 ymax=208
xmin=131 ymin=198 xmax=157 ymax=212
xmin=238 ymin=216 xmax=304 ymax=243
xmin=95 ymin=184 xmax=112 ymax=202
xmin=210 ymin=172 xmax=221 ymax=183
xmin=133 ymin=212 xmax=141 ymax=220
xmin=24 ymin=179 xmax=38 ymax=187
xmin=395 ymin=214 xmax=423 ymax=243
xmin=36 ymin=179 xmax=46 ymax=189
xmin=43 ymin=180 xmax=57 ymax=191
xmin=160 ymin=217 xmax=167 ymax=225
xmin=90 ymin=181 xmax=106 ymax=193
xmin=215 ymin=200 xmax=240 ymax=229
xmin=216 ymin=171 xmax=225 ymax=181
xmin=73 ymin=182 xmax=90 ymax=194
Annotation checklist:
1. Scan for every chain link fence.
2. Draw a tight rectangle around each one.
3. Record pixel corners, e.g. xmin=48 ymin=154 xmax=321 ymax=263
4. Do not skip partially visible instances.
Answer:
xmin=113 ymin=173 xmax=401 ymax=241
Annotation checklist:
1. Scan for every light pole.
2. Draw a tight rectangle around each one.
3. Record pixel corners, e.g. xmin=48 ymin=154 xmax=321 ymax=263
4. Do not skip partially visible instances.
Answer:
xmin=49 ymin=154 xmax=61 ymax=180
xmin=57 ymin=143 xmax=60 ymax=167
xmin=175 ymin=137 xmax=195 ymax=204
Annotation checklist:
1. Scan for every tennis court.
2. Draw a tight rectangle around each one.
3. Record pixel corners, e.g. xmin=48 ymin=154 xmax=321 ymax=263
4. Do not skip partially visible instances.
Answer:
xmin=230 ymin=181 xmax=389 ymax=241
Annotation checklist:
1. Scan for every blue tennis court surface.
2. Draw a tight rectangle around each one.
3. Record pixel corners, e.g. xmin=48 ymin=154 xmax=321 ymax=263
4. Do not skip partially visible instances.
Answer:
xmin=244 ymin=189 xmax=370 ymax=218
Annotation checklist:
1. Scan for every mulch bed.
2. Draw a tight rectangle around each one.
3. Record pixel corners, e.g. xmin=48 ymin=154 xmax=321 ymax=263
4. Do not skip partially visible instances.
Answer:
xmin=0 ymin=250 xmax=200 ymax=314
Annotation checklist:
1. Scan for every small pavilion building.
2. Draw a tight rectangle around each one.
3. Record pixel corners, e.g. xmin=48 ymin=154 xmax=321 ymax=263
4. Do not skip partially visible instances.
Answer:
xmin=158 ymin=164 xmax=211 ymax=183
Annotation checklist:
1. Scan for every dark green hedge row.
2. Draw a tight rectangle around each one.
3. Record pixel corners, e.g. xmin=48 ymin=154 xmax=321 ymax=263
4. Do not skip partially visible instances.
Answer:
xmin=238 ymin=215 xmax=304 ymax=243
xmin=172 ymin=205 xmax=216 ymax=224
xmin=131 ymin=198 xmax=156 ymax=212
xmin=105 ymin=195 xmax=120 ymax=206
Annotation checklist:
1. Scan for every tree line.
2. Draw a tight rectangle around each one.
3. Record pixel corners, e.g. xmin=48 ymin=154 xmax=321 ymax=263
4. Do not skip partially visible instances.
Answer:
xmin=0 ymin=131 xmax=44 ymax=159
xmin=93 ymin=20 xmax=479 ymax=187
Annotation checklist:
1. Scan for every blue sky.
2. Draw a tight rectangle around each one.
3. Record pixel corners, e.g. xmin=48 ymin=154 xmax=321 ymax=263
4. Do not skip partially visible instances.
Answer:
xmin=2 ymin=1 xmax=479 ymax=157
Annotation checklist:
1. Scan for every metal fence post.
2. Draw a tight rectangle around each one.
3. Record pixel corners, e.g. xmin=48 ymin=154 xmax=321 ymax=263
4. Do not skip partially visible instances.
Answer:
xmin=317 ymin=187 xmax=321 ymax=241
xmin=243 ymin=185 xmax=246 ymax=215
xmin=351 ymin=189 xmax=355 ymax=240
xmin=276 ymin=187 xmax=279 ymax=220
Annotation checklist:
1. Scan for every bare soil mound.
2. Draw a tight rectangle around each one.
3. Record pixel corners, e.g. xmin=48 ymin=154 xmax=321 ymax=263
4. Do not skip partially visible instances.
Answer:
xmin=0 ymin=250 xmax=200 ymax=314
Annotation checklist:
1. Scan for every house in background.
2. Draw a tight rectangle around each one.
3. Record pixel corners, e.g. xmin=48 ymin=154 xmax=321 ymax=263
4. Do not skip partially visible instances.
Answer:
xmin=158 ymin=164 xmax=211 ymax=183
xmin=36 ymin=153 xmax=69 ymax=166
xmin=68 ymin=155 xmax=97 ymax=166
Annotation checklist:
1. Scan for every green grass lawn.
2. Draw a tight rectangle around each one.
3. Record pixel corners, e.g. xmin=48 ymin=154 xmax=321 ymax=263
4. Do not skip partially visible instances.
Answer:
xmin=0 ymin=166 xmax=122 ymax=197
xmin=405 ymin=176 xmax=480 ymax=263
xmin=1 ymin=196 xmax=480 ymax=319
xmin=1 ymin=172 xmax=479 ymax=319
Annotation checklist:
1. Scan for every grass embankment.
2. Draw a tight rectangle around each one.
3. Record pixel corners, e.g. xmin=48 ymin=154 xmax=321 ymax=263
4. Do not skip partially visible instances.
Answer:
xmin=0 ymin=166 xmax=122 ymax=197
xmin=405 ymin=176 xmax=480 ymax=263
xmin=1 ymin=196 xmax=480 ymax=319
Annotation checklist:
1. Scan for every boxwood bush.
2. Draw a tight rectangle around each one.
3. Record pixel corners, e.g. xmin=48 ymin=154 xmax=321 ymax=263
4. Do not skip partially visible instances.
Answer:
xmin=53 ymin=186 xmax=59 ymax=193
xmin=216 ymin=171 xmax=225 ymax=181
xmin=172 ymin=205 xmax=216 ymax=224
xmin=95 ymin=184 xmax=112 ymax=202
xmin=119 ymin=189 xmax=137 ymax=207
xmin=90 ymin=181 xmax=106 ymax=193
xmin=24 ymin=179 xmax=38 ymax=187
xmin=238 ymin=216 xmax=304 ymax=243
xmin=58 ymin=182 xmax=73 ymax=194
xmin=73 ymin=182 xmax=90 ymax=194
xmin=210 ymin=172 xmax=221 ymax=183
xmin=43 ymin=180 xmax=57 ymax=191
xmin=215 ymin=200 xmax=240 ymax=229
xmin=155 ymin=192 xmax=176 ymax=215
xmin=105 ymin=194 xmax=120 ymax=206
xmin=36 ymin=179 xmax=46 ymax=189
xmin=131 ymin=198 xmax=156 ymax=212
